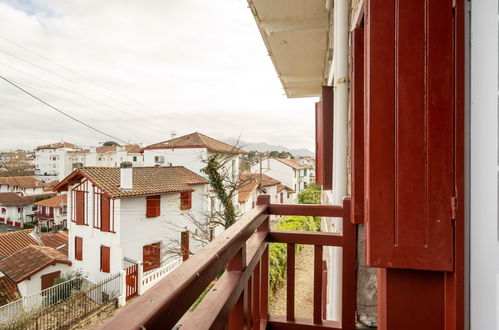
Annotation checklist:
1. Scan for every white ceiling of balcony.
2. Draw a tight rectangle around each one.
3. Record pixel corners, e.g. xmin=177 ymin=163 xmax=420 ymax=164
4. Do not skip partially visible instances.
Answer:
xmin=248 ymin=0 xmax=331 ymax=98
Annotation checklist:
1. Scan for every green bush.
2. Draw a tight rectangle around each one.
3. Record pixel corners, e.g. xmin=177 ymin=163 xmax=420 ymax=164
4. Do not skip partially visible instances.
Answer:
xmin=40 ymin=226 xmax=48 ymax=232
xmin=23 ymin=222 xmax=35 ymax=229
xmin=297 ymin=183 xmax=322 ymax=204
xmin=269 ymin=216 xmax=317 ymax=300
xmin=63 ymin=227 xmax=68 ymax=231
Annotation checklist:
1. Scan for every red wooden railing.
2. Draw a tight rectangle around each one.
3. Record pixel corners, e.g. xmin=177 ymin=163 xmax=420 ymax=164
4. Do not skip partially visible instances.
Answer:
xmin=100 ymin=195 xmax=357 ymax=330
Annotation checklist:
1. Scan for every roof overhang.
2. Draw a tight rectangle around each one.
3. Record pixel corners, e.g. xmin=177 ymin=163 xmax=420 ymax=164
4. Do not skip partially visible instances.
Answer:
xmin=248 ymin=0 xmax=332 ymax=98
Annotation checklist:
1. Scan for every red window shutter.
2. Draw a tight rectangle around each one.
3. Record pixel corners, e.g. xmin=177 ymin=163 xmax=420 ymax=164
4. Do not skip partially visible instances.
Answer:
xmin=350 ymin=27 xmax=365 ymax=224
xmin=75 ymin=236 xmax=83 ymax=261
xmin=101 ymin=245 xmax=110 ymax=273
xmin=143 ymin=243 xmax=161 ymax=272
xmin=75 ymin=191 xmax=85 ymax=225
xmin=146 ymin=195 xmax=161 ymax=218
xmin=315 ymin=86 xmax=333 ymax=190
xmin=101 ymin=195 xmax=111 ymax=232
xmin=365 ymin=0 xmax=455 ymax=271
xmin=41 ymin=271 xmax=60 ymax=291
xmin=180 ymin=191 xmax=192 ymax=210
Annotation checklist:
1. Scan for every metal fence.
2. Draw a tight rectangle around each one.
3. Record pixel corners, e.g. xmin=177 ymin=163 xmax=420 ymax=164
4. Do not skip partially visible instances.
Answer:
xmin=0 ymin=273 xmax=121 ymax=330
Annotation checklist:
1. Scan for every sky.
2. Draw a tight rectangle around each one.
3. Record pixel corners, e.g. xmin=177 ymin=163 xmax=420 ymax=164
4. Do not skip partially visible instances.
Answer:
xmin=0 ymin=0 xmax=317 ymax=152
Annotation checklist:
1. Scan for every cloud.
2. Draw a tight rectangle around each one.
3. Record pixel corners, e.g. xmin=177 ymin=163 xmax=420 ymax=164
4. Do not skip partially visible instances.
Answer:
xmin=0 ymin=0 xmax=316 ymax=152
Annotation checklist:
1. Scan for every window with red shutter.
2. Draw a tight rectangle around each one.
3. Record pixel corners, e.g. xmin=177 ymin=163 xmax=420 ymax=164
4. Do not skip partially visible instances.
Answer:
xmin=41 ymin=271 xmax=60 ymax=291
xmin=75 ymin=236 xmax=83 ymax=261
xmin=101 ymin=195 xmax=111 ymax=232
xmin=146 ymin=195 xmax=160 ymax=218
xmin=315 ymin=86 xmax=333 ymax=190
xmin=143 ymin=243 xmax=161 ymax=272
xmin=100 ymin=245 xmax=110 ymax=273
xmin=75 ymin=191 xmax=85 ymax=225
xmin=350 ymin=26 xmax=365 ymax=225
xmin=180 ymin=191 xmax=192 ymax=210
xmin=364 ymin=0 xmax=456 ymax=271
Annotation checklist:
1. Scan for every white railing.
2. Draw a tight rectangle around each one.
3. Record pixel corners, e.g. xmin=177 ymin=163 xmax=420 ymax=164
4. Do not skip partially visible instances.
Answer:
xmin=0 ymin=277 xmax=83 ymax=323
xmin=140 ymin=257 xmax=182 ymax=294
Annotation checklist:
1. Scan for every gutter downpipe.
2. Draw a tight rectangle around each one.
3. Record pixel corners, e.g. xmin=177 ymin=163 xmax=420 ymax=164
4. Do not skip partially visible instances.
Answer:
xmin=328 ymin=0 xmax=349 ymax=322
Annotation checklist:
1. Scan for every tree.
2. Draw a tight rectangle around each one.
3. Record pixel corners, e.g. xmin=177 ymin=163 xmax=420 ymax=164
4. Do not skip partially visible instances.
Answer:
xmin=297 ymin=183 xmax=321 ymax=204
xmin=102 ymin=141 xmax=120 ymax=146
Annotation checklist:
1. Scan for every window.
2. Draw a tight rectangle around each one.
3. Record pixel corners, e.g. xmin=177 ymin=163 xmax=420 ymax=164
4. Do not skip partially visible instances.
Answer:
xmin=101 ymin=195 xmax=111 ymax=232
xmin=1 ymin=208 xmax=5 ymax=214
xmin=17 ymin=208 xmax=21 ymax=213
xmin=133 ymin=156 xmax=137 ymax=162
xmin=146 ymin=195 xmax=161 ymax=218
xmin=180 ymin=192 xmax=192 ymax=210
xmin=294 ymin=170 xmax=297 ymax=178
xmin=143 ymin=243 xmax=160 ymax=272
xmin=304 ymin=182 xmax=308 ymax=189
xmin=75 ymin=236 xmax=83 ymax=260
xmin=304 ymin=169 xmax=307 ymax=176
xmin=75 ymin=191 xmax=85 ymax=225
xmin=100 ymin=246 xmax=110 ymax=273
xmin=41 ymin=271 xmax=60 ymax=291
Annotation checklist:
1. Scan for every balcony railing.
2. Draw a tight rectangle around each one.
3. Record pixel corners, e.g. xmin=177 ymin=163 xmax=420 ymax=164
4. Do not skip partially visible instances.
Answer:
xmin=99 ymin=195 xmax=357 ymax=329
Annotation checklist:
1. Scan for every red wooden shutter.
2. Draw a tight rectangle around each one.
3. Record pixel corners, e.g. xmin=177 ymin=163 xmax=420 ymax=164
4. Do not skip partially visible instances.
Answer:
xmin=75 ymin=191 xmax=85 ymax=225
xmin=101 ymin=245 xmax=110 ymax=273
xmin=180 ymin=192 xmax=192 ymax=210
xmin=315 ymin=86 xmax=333 ymax=190
xmin=365 ymin=0 xmax=455 ymax=271
xmin=143 ymin=243 xmax=161 ymax=272
xmin=41 ymin=271 xmax=60 ymax=290
xmin=146 ymin=195 xmax=161 ymax=218
xmin=350 ymin=27 xmax=365 ymax=224
xmin=75 ymin=236 xmax=83 ymax=261
xmin=101 ymin=195 xmax=111 ymax=232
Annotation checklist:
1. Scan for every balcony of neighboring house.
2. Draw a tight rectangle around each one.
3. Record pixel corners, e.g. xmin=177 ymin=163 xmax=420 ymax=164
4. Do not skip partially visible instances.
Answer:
xmin=99 ymin=196 xmax=357 ymax=329
xmin=35 ymin=207 xmax=54 ymax=220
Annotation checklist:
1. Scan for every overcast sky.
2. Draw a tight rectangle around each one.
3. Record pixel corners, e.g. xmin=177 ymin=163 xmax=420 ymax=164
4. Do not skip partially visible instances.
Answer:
xmin=0 ymin=0 xmax=317 ymax=152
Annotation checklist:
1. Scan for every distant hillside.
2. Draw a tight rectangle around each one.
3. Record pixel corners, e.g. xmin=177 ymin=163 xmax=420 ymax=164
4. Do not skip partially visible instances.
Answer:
xmin=223 ymin=138 xmax=314 ymax=158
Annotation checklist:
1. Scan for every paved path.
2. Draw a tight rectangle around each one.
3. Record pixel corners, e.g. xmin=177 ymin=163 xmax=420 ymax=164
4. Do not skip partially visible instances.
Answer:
xmin=270 ymin=244 xmax=314 ymax=319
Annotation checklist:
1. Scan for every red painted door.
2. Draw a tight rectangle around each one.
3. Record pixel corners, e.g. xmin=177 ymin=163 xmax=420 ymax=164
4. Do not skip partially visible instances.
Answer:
xmin=365 ymin=0 xmax=456 ymax=272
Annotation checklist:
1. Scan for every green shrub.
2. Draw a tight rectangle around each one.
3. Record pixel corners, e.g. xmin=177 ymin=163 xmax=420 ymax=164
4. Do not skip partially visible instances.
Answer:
xmin=269 ymin=215 xmax=317 ymax=300
xmin=63 ymin=227 xmax=68 ymax=231
xmin=40 ymin=226 xmax=48 ymax=232
xmin=23 ymin=222 xmax=35 ymax=229
xmin=297 ymin=183 xmax=321 ymax=204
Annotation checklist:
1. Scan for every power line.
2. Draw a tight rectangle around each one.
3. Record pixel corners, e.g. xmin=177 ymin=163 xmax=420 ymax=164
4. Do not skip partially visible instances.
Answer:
xmin=0 ymin=74 xmax=130 ymax=145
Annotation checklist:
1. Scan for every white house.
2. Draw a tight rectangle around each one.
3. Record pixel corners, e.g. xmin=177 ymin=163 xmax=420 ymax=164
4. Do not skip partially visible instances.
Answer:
xmin=251 ymin=158 xmax=312 ymax=196
xmin=0 ymin=193 xmax=38 ymax=228
xmin=54 ymin=163 xmax=209 ymax=283
xmin=0 ymin=245 xmax=71 ymax=297
xmin=34 ymin=142 xmax=78 ymax=183
xmin=238 ymin=173 xmax=281 ymax=214
xmin=0 ymin=176 xmax=47 ymax=196
xmin=66 ymin=144 xmax=144 ymax=171
xmin=143 ymin=132 xmax=246 ymax=211
xmin=34 ymin=195 xmax=68 ymax=229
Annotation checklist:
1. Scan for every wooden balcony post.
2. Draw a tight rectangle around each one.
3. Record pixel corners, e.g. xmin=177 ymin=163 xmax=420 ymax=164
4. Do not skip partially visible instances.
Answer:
xmin=256 ymin=195 xmax=270 ymax=326
xmin=286 ymin=243 xmax=296 ymax=321
xmin=228 ymin=244 xmax=247 ymax=330
xmin=313 ymin=245 xmax=323 ymax=324
xmin=342 ymin=197 xmax=357 ymax=329
xmin=252 ymin=262 xmax=261 ymax=330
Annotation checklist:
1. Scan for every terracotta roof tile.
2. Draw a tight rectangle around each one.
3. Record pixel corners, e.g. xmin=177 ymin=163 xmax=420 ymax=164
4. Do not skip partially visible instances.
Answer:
xmin=0 ymin=276 xmax=20 ymax=306
xmin=56 ymin=166 xmax=208 ymax=198
xmin=0 ymin=193 xmax=36 ymax=206
xmin=238 ymin=173 xmax=280 ymax=203
xmin=40 ymin=232 xmax=68 ymax=257
xmin=276 ymin=158 xmax=312 ymax=170
xmin=34 ymin=195 xmax=67 ymax=208
xmin=36 ymin=142 xmax=76 ymax=150
xmin=0 ymin=245 xmax=71 ymax=283
xmin=0 ymin=176 xmax=45 ymax=189
xmin=144 ymin=132 xmax=246 ymax=154
xmin=277 ymin=184 xmax=295 ymax=193
xmin=0 ymin=230 xmax=41 ymax=259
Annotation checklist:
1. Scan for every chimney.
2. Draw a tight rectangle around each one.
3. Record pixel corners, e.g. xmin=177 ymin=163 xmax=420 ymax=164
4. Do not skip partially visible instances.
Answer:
xmin=120 ymin=162 xmax=133 ymax=190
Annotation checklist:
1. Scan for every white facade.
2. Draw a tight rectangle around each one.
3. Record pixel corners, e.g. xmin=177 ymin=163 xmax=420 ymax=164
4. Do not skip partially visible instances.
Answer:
xmin=16 ymin=263 xmax=71 ymax=297
xmin=0 ymin=205 xmax=36 ymax=227
xmin=144 ymin=147 xmax=240 ymax=209
xmin=250 ymin=159 xmax=311 ymax=196
xmin=34 ymin=146 xmax=78 ymax=182
xmin=470 ymin=0 xmax=498 ymax=328
xmin=66 ymin=180 xmax=208 ymax=283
